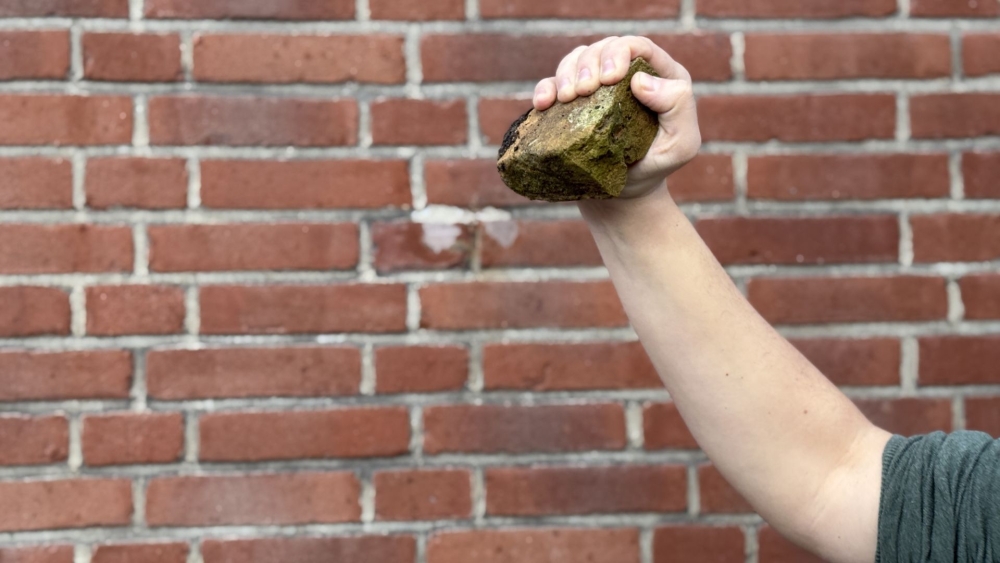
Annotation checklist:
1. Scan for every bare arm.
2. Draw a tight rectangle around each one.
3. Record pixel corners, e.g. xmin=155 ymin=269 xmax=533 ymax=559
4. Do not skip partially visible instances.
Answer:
xmin=534 ymin=37 xmax=892 ymax=563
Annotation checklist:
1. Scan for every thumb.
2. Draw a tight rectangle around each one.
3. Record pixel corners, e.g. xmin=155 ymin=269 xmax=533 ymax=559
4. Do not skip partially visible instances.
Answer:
xmin=630 ymin=72 xmax=694 ymax=115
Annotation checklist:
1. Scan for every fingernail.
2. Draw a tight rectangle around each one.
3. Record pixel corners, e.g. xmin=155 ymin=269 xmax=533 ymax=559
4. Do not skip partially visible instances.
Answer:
xmin=639 ymin=73 xmax=658 ymax=92
xmin=578 ymin=67 xmax=592 ymax=82
xmin=601 ymin=59 xmax=615 ymax=78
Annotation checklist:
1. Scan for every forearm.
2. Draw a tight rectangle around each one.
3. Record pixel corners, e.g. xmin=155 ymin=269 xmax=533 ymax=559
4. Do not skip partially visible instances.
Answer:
xmin=580 ymin=188 xmax=890 ymax=562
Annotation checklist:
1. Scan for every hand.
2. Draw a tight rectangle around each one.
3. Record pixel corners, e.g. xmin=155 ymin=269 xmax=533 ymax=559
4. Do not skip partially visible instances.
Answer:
xmin=533 ymin=36 xmax=702 ymax=199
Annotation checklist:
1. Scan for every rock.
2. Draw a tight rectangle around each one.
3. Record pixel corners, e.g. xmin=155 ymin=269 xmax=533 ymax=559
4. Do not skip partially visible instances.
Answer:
xmin=497 ymin=58 xmax=659 ymax=202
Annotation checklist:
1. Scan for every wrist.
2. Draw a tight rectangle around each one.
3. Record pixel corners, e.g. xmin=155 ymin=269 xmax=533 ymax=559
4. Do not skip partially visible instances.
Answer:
xmin=577 ymin=184 xmax=683 ymax=241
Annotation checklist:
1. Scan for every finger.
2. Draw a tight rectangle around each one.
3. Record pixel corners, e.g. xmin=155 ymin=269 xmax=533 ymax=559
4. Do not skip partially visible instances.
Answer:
xmin=574 ymin=37 xmax=617 ymax=97
xmin=601 ymin=36 xmax=691 ymax=85
xmin=533 ymin=78 xmax=558 ymax=111
xmin=630 ymin=72 xmax=695 ymax=115
xmin=555 ymin=45 xmax=587 ymax=104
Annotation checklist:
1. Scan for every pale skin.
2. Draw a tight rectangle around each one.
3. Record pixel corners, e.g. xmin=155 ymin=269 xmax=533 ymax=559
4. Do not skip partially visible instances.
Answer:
xmin=534 ymin=37 xmax=892 ymax=563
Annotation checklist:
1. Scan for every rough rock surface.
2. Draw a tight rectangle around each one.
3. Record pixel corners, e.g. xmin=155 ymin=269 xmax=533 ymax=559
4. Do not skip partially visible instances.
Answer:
xmin=497 ymin=58 xmax=659 ymax=202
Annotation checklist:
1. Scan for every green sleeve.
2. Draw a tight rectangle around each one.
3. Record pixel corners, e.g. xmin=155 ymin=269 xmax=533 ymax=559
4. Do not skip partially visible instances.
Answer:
xmin=877 ymin=431 xmax=1000 ymax=563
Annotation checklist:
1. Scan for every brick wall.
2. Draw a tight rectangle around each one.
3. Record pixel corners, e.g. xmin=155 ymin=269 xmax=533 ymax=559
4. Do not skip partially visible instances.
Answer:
xmin=0 ymin=0 xmax=998 ymax=562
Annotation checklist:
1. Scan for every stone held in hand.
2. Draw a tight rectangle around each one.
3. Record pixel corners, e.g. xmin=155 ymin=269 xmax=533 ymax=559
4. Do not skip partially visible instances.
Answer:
xmin=497 ymin=58 xmax=659 ymax=202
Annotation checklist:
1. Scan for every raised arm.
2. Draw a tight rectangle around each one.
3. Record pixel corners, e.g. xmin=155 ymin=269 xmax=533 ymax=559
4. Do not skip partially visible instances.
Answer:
xmin=534 ymin=36 xmax=892 ymax=563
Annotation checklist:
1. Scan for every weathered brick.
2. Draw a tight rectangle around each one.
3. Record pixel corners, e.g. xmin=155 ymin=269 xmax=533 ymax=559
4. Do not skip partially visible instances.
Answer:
xmin=966 ymin=398 xmax=1000 ymax=437
xmin=423 ymin=404 xmax=627 ymax=454
xmin=480 ymin=220 xmax=601 ymax=268
xmin=145 ymin=0 xmax=354 ymax=19
xmin=83 ymin=33 xmax=181 ymax=82
xmin=486 ymin=465 xmax=686 ymax=515
xmin=199 ymin=408 xmax=410 ymax=461
xmin=375 ymin=346 xmax=469 ymax=394
xmin=0 ymin=546 xmax=73 ymax=563
xmin=0 ymin=415 xmax=68 ymax=466
xmin=481 ymin=0 xmax=678 ymax=18
xmin=748 ymin=154 xmax=950 ymax=200
xmin=371 ymin=99 xmax=468 ymax=146
xmin=0 ymin=0 xmax=128 ymax=17
xmin=193 ymin=34 xmax=405 ymax=84
xmin=0 ymin=31 xmax=69 ymax=80
xmin=425 ymin=159 xmax=533 ymax=208
xmin=855 ymin=398 xmax=952 ymax=435
xmin=697 ymin=216 xmax=899 ymax=265
xmin=420 ymin=281 xmax=627 ymax=330
xmin=370 ymin=0 xmax=464 ymax=20
xmin=669 ymin=154 xmax=735 ymax=202
xmin=911 ymin=94 xmax=1000 ymax=139
xmin=147 ymin=347 xmax=360 ymax=400
xmin=748 ymin=276 xmax=948 ymax=325
xmin=427 ymin=529 xmax=640 ymax=563
xmin=86 ymin=285 xmax=186 ymax=336
xmin=0 ymin=158 xmax=72 ymax=210
xmin=0 ymin=224 xmax=132 ymax=274
xmin=149 ymin=223 xmax=359 ymax=272
xmin=483 ymin=341 xmax=661 ymax=391
xmin=964 ymin=34 xmax=1000 ymax=76
xmin=653 ymin=526 xmax=746 ymax=563
xmin=82 ymin=412 xmax=184 ymax=466
xmin=201 ymin=536 xmax=416 ymax=563
xmin=920 ymin=336 xmax=1000 ymax=386
xmin=791 ymin=338 xmax=901 ymax=386
xmin=697 ymin=0 xmax=896 ymax=18
xmin=148 ymin=96 xmax=357 ymax=146
xmin=479 ymin=96 xmax=533 ymax=145
xmin=698 ymin=465 xmax=754 ymax=513
xmin=0 ymin=479 xmax=132 ymax=532
xmin=201 ymin=160 xmax=410 ymax=209
xmin=372 ymin=222 xmax=473 ymax=272
xmin=643 ymin=402 xmax=698 ymax=450
xmin=911 ymin=0 xmax=999 ymax=17
xmin=0 ymin=287 xmax=71 ymax=337
xmin=961 ymin=274 xmax=1000 ymax=319
xmin=964 ymin=152 xmax=1000 ymax=198
xmin=745 ymin=33 xmax=950 ymax=80
xmin=85 ymin=157 xmax=188 ymax=210
xmin=699 ymin=94 xmax=896 ymax=142
xmin=374 ymin=469 xmax=472 ymax=520
xmin=0 ymin=350 xmax=131 ymax=401
xmin=912 ymin=214 xmax=1000 ymax=263
xmin=91 ymin=543 xmax=188 ymax=563
xmin=146 ymin=472 xmax=360 ymax=526
xmin=200 ymin=284 xmax=408 ymax=334
xmin=0 ymin=95 xmax=132 ymax=145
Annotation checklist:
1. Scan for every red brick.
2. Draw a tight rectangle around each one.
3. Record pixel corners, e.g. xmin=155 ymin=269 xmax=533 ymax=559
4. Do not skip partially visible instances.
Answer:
xmin=0 ymin=95 xmax=131 ymax=146
xmin=420 ymin=281 xmax=627 ymax=330
xmin=745 ymin=33 xmax=950 ymax=80
xmin=643 ymin=402 xmax=697 ymax=450
xmin=748 ymin=154 xmax=950 ymax=201
xmin=700 ymin=94 xmax=896 ymax=142
xmin=698 ymin=465 xmax=754 ymax=513
xmin=758 ymin=527 xmax=824 ymax=563
xmin=911 ymin=0 xmax=999 ymax=17
xmin=422 ymin=33 xmax=732 ymax=83
xmin=697 ymin=0 xmax=896 ymax=18
xmin=913 ymin=214 xmax=1000 ymax=263
xmin=425 ymin=159 xmax=533 ymax=208
xmin=423 ymin=404 xmax=627 ymax=454
xmin=961 ymin=274 xmax=1000 ymax=319
xmin=964 ymin=34 xmax=1000 ymax=76
xmin=0 ymin=350 xmax=131 ymax=401
xmin=193 ymin=34 xmax=405 ymax=84
xmin=0 ymin=479 xmax=131 ymax=532
xmin=149 ymin=223 xmax=359 ymax=272
xmin=0 ymin=31 xmax=68 ymax=79
xmin=372 ymin=222 xmax=472 ymax=272
xmin=483 ymin=341 xmax=661 ymax=391
xmin=374 ymin=469 xmax=472 ymax=520
xmin=479 ymin=96 xmax=533 ymax=145
xmin=146 ymin=472 xmax=360 ymax=526
xmin=0 ymin=224 xmax=132 ymax=274
xmin=0 ymin=415 xmax=68 ymax=466
xmin=791 ymin=338 xmax=900 ymax=387
xmin=911 ymin=94 xmax=1000 ymax=139
xmin=83 ymin=33 xmax=181 ymax=82
xmin=964 ymin=152 xmax=1000 ymax=198
xmin=748 ymin=276 xmax=947 ymax=325
xmin=427 ymin=528 xmax=640 ymax=563
xmin=486 ymin=465 xmax=686 ymax=516
xmin=0 ymin=158 xmax=72 ymax=210
xmin=149 ymin=96 xmax=357 ymax=146
xmin=147 ymin=346 xmax=360 ymax=400
xmin=200 ymin=284 xmax=407 ymax=334
xmin=0 ymin=0 xmax=128 ymax=17
xmin=698 ymin=216 xmax=899 ymax=265
xmin=145 ymin=0 xmax=354 ymax=19
xmin=82 ymin=412 xmax=184 ymax=466
xmin=91 ymin=543 xmax=188 ymax=563
xmin=0 ymin=287 xmax=70 ymax=337
xmin=0 ymin=546 xmax=73 ymax=563
xmin=920 ymin=336 xmax=1000 ymax=386
xmin=372 ymin=99 xmax=467 ymax=146
xmin=669 ymin=154 xmax=734 ymax=202
xmin=201 ymin=159 xmax=410 ymax=209
xmin=653 ymin=527 xmax=746 ymax=563
xmin=370 ymin=0 xmax=464 ymax=20
xmin=966 ymin=398 xmax=1000 ymax=437
xmin=199 ymin=407 xmax=410 ymax=462
xmin=375 ymin=346 xmax=468 ymax=394
xmin=481 ymin=0 xmax=678 ymax=18
xmin=86 ymin=157 xmax=188 ymax=210
xmin=201 ymin=536 xmax=416 ymax=563
xmin=855 ymin=398 xmax=952 ymax=435
xmin=86 ymin=285 xmax=185 ymax=336
xmin=480 ymin=220 xmax=601 ymax=268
